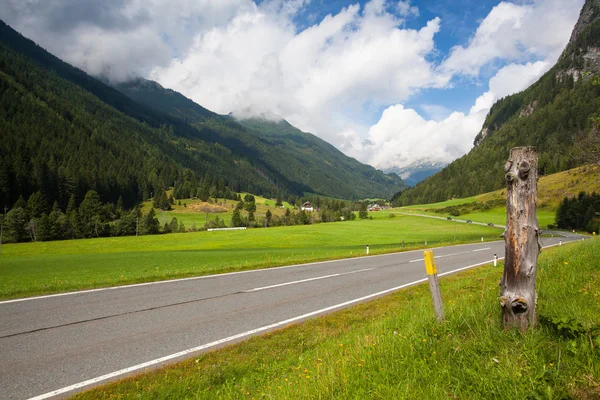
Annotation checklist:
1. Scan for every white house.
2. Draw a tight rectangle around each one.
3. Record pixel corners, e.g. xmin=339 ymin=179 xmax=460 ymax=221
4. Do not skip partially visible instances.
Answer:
xmin=368 ymin=203 xmax=382 ymax=211
xmin=301 ymin=201 xmax=314 ymax=212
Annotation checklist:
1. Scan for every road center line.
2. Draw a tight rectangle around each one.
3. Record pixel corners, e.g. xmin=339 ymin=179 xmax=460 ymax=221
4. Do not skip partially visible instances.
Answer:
xmin=244 ymin=268 xmax=375 ymax=292
xmin=409 ymin=250 xmax=473 ymax=263
xmin=1 ymin=240 xmax=508 ymax=306
xmin=472 ymin=247 xmax=491 ymax=252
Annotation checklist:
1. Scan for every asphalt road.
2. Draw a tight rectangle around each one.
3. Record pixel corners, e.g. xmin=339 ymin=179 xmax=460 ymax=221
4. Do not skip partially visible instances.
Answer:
xmin=0 ymin=235 xmax=586 ymax=400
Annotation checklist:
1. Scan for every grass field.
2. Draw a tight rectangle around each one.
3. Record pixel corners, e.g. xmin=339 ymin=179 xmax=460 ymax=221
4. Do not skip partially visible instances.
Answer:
xmin=0 ymin=216 xmax=499 ymax=300
xmin=75 ymin=238 xmax=600 ymax=399
xmin=396 ymin=206 xmax=555 ymax=228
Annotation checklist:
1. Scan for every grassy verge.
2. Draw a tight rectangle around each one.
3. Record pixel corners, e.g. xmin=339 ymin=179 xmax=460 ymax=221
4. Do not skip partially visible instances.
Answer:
xmin=0 ymin=216 xmax=498 ymax=300
xmin=75 ymin=238 xmax=600 ymax=399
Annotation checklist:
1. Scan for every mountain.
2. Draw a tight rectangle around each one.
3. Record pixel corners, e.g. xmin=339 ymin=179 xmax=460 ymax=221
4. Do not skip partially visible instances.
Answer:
xmin=385 ymin=160 xmax=447 ymax=187
xmin=0 ymin=20 xmax=406 ymax=211
xmin=392 ymin=0 xmax=600 ymax=206
xmin=115 ymin=78 xmax=408 ymax=200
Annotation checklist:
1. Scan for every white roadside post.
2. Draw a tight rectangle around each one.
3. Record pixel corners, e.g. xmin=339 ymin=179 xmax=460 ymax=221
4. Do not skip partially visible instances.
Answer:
xmin=366 ymin=245 xmax=369 ymax=255
xmin=494 ymin=254 xmax=498 ymax=267
xmin=424 ymin=250 xmax=444 ymax=323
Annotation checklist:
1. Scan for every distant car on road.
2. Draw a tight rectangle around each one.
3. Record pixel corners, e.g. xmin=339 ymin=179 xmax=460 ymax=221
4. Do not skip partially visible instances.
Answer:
xmin=466 ymin=219 xmax=472 ymax=223
xmin=487 ymin=222 xmax=494 ymax=226
xmin=447 ymin=217 xmax=452 ymax=220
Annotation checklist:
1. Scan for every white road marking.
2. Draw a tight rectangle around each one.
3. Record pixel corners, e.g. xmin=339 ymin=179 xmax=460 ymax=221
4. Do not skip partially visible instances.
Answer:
xmin=0 ymin=241 xmax=507 ymax=305
xmin=26 ymin=239 xmax=579 ymax=399
xmin=472 ymin=247 xmax=491 ymax=252
xmin=434 ymin=250 xmax=471 ymax=259
xmin=244 ymin=268 xmax=375 ymax=292
xmin=409 ymin=250 xmax=472 ymax=263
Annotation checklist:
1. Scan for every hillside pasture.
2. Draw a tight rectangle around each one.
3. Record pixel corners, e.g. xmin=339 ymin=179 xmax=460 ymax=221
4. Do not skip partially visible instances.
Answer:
xmin=394 ymin=165 xmax=600 ymax=229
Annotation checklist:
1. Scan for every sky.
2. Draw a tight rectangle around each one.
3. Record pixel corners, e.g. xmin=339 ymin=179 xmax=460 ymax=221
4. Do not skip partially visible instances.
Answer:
xmin=0 ymin=0 xmax=585 ymax=171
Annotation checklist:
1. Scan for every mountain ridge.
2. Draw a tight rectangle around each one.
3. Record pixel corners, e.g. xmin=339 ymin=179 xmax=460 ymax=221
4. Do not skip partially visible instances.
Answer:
xmin=0 ymin=18 xmax=406 ymax=210
xmin=114 ymin=77 xmax=408 ymax=200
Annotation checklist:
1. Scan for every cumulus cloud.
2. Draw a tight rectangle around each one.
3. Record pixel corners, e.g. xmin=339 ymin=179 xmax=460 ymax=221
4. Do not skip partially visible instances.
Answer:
xmin=442 ymin=0 xmax=583 ymax=77
xmin=470 ymin=61 xmax=551 ymax=114
xmin=397 ymin=0 xmax=419 ymax=17
xmin=1 ymin=0 xmax=253 ymax=81
xmin=364 ymin=59 xmax=556 ymax=170
xmin=151 ymin=1 xmax=447 ymax=148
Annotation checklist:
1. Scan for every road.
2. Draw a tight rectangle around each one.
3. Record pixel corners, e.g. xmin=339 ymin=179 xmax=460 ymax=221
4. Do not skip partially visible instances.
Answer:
xmin=0 ymin=235 xmax=586 ymax=400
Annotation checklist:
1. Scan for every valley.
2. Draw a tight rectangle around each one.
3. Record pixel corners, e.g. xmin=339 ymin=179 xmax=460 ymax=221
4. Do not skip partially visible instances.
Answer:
xmin=1 ymin=0 xmax=600 ymax=399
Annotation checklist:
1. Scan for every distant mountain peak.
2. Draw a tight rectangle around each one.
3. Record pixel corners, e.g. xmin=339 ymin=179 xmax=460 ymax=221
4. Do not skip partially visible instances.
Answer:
xmin=384 ymin=159 xmax=447 ymax=187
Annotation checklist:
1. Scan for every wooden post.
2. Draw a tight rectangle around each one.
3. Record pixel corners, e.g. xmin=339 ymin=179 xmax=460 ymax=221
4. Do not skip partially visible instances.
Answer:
xmin=500 ymin=147 xmax=540 ymax=331
xmin=424 ymin=250 xmax=444 ymax=322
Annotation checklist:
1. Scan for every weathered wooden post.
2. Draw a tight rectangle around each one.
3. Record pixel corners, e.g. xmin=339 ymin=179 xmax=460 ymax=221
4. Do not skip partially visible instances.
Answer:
xmin=424 ymin=250 xmax=444 ymax=322
xmin=500 ymin=147 xmax=540 ymax=331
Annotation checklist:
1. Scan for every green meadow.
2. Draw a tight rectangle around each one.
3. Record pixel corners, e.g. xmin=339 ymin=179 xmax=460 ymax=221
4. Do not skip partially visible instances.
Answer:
xmin=0 ymin=216 xmax=497 ymax=300
xmin=75 ymin=238 xmax=600 ymax=399
xmin=396 ymin=204 xmax=555 ymax=228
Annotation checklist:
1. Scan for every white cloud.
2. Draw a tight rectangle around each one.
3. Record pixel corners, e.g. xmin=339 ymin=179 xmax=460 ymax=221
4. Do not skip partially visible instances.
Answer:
xmin=364 ymin=105 xmax=487 ymax=170
xmin=442 ymin=0 xmax=583 ymax=77
xmin=2 ymin=0 xmax=255 ymax=81
xmin=470 ymin=61 xmax=551 ymax=114
xmin=396 ymin=0 xmax=419 ymax=17
xmin=151 ymin=1 xmax=448 ymax=148
xmin=364 ymin=58 xmax=556 ymax=170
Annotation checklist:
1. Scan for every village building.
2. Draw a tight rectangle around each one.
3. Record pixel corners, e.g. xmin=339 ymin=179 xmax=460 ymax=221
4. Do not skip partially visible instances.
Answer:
xmin=368 ymin=203 xmax=383 ymax=212
xmin=301 ymin=201 xmax=314 ymax=212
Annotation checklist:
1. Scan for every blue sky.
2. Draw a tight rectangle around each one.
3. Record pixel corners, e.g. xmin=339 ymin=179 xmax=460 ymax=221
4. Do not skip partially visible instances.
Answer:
xmin=0 ymin=0 xmax=585 ymax=169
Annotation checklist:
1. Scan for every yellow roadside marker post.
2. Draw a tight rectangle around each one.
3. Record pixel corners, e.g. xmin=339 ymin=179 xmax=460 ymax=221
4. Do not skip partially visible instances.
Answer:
xmin=424 ymin=250 xmax=444 ymax=322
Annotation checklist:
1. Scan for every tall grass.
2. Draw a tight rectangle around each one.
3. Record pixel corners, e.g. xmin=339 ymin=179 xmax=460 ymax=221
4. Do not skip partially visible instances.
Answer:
xmin=75 ymin=238 xmax=600 ymax=399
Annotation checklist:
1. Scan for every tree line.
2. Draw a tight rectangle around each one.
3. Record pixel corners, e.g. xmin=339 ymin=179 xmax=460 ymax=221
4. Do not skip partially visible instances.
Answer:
xmin=554 ymin=192 xmax=600 ymax=233
xmin=0 ymin=189 xmax=384 ymax=243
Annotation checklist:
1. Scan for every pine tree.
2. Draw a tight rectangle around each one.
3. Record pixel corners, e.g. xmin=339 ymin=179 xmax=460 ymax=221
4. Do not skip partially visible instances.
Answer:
xmin=116 ymin=196 xmax=124 ymax=217
xmin=231 ymin=208 xmax=243 ymax=227
xmin=27 ymin=191 xmax=46 ymax=219
xmin=169 ymin=217 xmax=179 ymax=233
xmin=5 ymin=207 xmax=27 ymax=242
xmin=66 ymin=194 xmax=77 ymax=215
xmin=79 ymin=190 xmax=103 ymax=238
xmin=584 ymin=204 xmax=596 ymax=228
xmin=142 ymin=208 xmax=160 ymax=234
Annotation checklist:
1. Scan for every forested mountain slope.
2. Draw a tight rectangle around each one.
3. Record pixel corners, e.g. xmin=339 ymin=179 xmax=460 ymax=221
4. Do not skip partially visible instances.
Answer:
xmin=0 ymin=20 xmax=406 ymax=212
xmin=393 ymin=0 xmax=600 ymax=206
xmin=115 ymin=79 xmax=407 ymax=200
